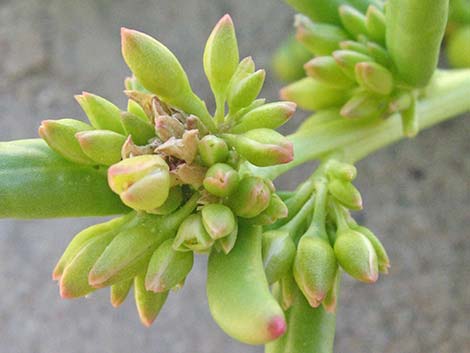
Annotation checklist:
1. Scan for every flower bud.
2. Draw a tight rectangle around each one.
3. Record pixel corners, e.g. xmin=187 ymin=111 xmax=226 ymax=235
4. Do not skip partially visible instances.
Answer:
xmin=333 ymin=50 xmax=373 ymax=80
xmin=272 ymin=35 xmax=312 ymax=82
xmin=124 ymin=90 xmax=155 ymax=119
xmin=334 ymin=229 xmax=379 ymax=283
xmin=148 ymin=186 xmax=183 ymax=215
xmin=280 ymin=77 xmax=349 ymax=111
xmin=110 ymin=278 xmax=133 ymax=308
xmin=304 ymin=56 xmax=354 ymax=89
xmin=339 ymin=5 xmax=368 ymax=39
xmin=134 ymin=273 xmax=169 ymax=327
xmin=294 ymin=15 xmax=348 ymax=56
xmin=231 ymin=101 xmax=296 ymax=133
xmin=354 ymin=226 xmax=390 ymax=274
xmin=145 ymin=239 xmax=194 ymax=292
xmin=447 ymin=26 xmax=470 ymax=68
xmin=156 ymin=129 xmax=199 ymax=164
xmin=228 ymin=69 xmax=265 ymax=113
xmin=201 ymin=204 xmax=236 ymax=240
xmin=154 ymin=114 xmax=185 ymax=142
xmin=203 ymin=14 xmax=239 ymax=97
xmin=75 ymin=130 xmax=126 ymax=166
xmin=124 ymin=75 xmax=149 ymax=92
xmin=215 ymin=222 xmax=238 ymax=254
xmin=340 ymin=91 xmax=387 ymax=120
xmin=326 ymin=159 xmax=357 ymax=181
xmin=355 ymin=62 xmax=394 ymax=95
xmin=223 ymin=129 xmax=293 ymax=167
xmin=279 ymin=274 xmax=296 ymax=311
xmin=294 ymin=236 xmax=337 ymax=307
xmin=328 ymin=179 xmax=362 ymax=210
xmin=198 ymin=135 xmax=229 ymax=166
xmin=228 ymin=56 xmax=255 ymax=92
xmin=127 ymin=99 xmax=149 ymax=122
xmin=59 ymin=229 xmax=117 ymax=298
xmin=121 ymin=28 xmax=211 ymax=123
xmin=248 ymin=194 xmax=288 ymax=226
xmin=322 ymin=269 xmax=340 ymax=313
xmin=108 ymin=155 xmax=170 ymax=211
xmin=203 ymin=163 xmax=239 ymax=197
xmin=74 ymin=92 xmax=125 ymax=134
xmin=365 ymin=5 xmax=386 ymax=44
xmin=227 ymin=176 xmax=271 ymax=218
xmin=120 ymin=112 xmax=155 ymax=145
xmin=262 ymin=230 xmax=296 ymax=284
xmin=366 ymin=42 xmax=392 ymax=68
xmin=173 ymin=213 xmax=214 ymax=253
xmin=38 ymin=118 xmax=95 ymax=165
xmin=339 ymin=40 xmax=369 ymax=55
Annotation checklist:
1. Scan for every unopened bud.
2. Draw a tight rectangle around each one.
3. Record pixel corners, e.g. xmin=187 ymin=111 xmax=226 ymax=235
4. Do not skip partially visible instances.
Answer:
xmin=280 ymin=77 xmax=349 ymax=111
xmin=272 ymin=35 xmax=312 ymax=82
xmin=148 ymin=186 xmax=183 ymax=215
xmin=248 ymin=194 xmax=288 ymax=226
xmin=203 ymin=163 xmax=239 ymax=197
xmin=339 ymin=5 xmax=368 ymax=39
xmin=110 ymin=278 xmax=133 ymax=308
xmin=215 ymin=222 xmax=238 ymax=254
xmin=294 ymin=15 xmax=348 ymax=56
xmin=75 ymin=92 xmax=125 ymax=134
xmin=227 ymin=56 xmax=255 ymax=93
xmin=173 ymin=213 xmax=214 ymax=253
xmin=227 ymin=176 xmax=271 ymax=218
xmin=231 ymin=101 xmax=296 ymax=133
xmin=355 ymin=62 xmax=394 ymax=95
xmin=334 ymin=229 xmax=379 ymax=283
xmin=134 ymin=273 xmax=169 ymax=327
xmin=145 ymin=239 xmax=194 ymax=292
xmin=121 ymin=28 xmax=209 ymax=120
xmin=328 ymin=179 xmax=362 ymax=210
xmin=294 ymin=236 xmax=337 ymax=307
xmin=339 ymin=40 xmax=369 ymax=55
xmin=262 ymin=230 xmax=296 ymax=284
xmin=326 ymin=159 xmax=357 ymax=181
xmin=340 ymin=91 xmax=388 ymax=120
xmin=365 ymin=5 xmax=386 ymax=44
xmin=304 ymin=56 xmax=354 ymax=89
xmin=127 ymin=99 xmax=150 ymax=122
xmin=354 ymin=226 xmax=390 ymax=274
xmin=120 ymin=112 xmax=155 ymax=145
xmin=38 ymin=118 xmax=95 ymax=165
xmin=228 ymin=69 xmax=265 ymax=113
xmin=198 ymin=135 xmax=229 ymax=166
xmin=203 ymin=14 xmax=239 ymax=97
xmin=366 ymin=42 xmax=392 ymax=68
xmin=108 ymin=155 xmax=170 ymax=211
xmin=223 ymin=129 xmax=293 ymax=167
xmin=75 ymin=130 xmax=126 ymax=166
xmin=333 ymin=50 xmax=373 ymax=79
xmin=201 ymin=204 xmax=236 ymax=240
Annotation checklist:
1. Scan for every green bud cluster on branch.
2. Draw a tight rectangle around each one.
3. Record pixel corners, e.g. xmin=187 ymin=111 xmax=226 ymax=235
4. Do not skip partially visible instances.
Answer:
xmin=276 ymin=0 xmax=449 ymax=138
xmin=262 ymin=159 xmax=389 ymax=315
xmin=38 ymin=15 xmax=297 ymax=331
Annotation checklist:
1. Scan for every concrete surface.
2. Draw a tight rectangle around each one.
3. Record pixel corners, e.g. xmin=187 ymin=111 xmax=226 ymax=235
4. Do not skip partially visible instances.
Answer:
xmin=0 ymin=0 xmax=468 ymax=352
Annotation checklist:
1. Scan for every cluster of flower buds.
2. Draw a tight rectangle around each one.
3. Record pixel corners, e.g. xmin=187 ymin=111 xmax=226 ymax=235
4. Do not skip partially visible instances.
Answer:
xmin=262 ymin=159 xmax=390 ymax=313
xmin=277 ymin=1 xmax=423 ymax=137
xmin=40 ymin=15 xmax=296 ymax=328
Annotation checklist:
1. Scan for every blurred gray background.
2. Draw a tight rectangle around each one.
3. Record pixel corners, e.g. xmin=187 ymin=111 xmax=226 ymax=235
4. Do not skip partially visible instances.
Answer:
xmin=0 ymin=0 xmax=469 ymax=352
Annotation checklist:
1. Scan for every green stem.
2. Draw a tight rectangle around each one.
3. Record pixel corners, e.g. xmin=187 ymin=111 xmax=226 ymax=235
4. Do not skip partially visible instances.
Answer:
xmin=255 ymin=69 xmax=470 ymax=180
